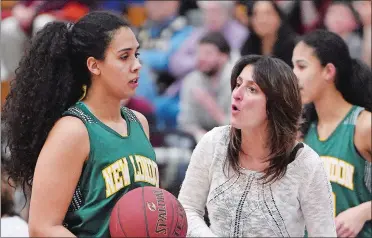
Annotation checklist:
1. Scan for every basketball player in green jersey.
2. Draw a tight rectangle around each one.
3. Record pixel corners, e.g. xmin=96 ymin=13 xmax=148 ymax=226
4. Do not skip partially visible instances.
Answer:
xmin=2 ymin=11 xmax=160 ymax=237
xmin=292 ymin=30 xmax=371 ymax=238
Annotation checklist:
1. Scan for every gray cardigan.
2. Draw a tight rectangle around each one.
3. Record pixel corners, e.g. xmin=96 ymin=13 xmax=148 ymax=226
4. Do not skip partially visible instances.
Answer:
xmin=178 ymin=126 xmax=337 ymax=237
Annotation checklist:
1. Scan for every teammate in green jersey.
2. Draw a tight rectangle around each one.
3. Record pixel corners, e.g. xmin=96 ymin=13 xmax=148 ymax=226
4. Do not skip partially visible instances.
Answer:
xmin=292 ymin=29 xmax=371 ymax=238
xmin=2 ymin=11 xmax=159 ymax=237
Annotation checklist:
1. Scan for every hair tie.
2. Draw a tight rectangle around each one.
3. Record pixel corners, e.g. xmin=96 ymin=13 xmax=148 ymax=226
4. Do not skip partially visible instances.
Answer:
xmin=67 ymin=22 xmax=74 ymax=32
xmin=79 ymin=85 xmax=87 ymax=101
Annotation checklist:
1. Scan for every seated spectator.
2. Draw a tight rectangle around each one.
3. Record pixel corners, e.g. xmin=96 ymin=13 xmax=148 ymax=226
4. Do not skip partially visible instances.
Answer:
xmin=169 ymin=1 xmax=248 ymax=80
xmin=98 ymin=0 xmax=127 ymax=14
xmin=137 ymin=0 xmax=193 ymax=93
xmin=98 ymin=0 xmax=147 ymax=28
xmin=352 ymin=0 xmax=371 ymax=67
xmin=1 ymin=0 xmax=96 ymax=82
xmin=275 ymin=0 xmax=332 ymax=35
xmin=134 ymin=63 xmax=158 ymax=102
xmin=234 ymin=1 xmax=249 ymax=27
xmin=324 ymin=1 xmax=363 ymax=60
xmin=241 ymin=0 xmax=297 ymax=67
xmin=1 ymin=161 xmax=29 ymax=237
xmin=177 ymin=32 xmax=234 ymax=142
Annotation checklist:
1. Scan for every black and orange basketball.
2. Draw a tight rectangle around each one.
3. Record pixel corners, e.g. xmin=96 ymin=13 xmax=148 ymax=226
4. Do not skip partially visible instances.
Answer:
xmin=109 ymin=186 xmax=188 ymax=237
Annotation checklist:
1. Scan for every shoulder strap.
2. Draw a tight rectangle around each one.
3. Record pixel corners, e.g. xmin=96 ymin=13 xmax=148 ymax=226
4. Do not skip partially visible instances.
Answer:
xmin=62 ymin=105 xmax=95 ymax=124
xmin=121 ymin=107 xmax=148 ymax=135
xmin=120 ymin=107 xmax=140 ymax=123
xmin=345 ymin=106 xmax=365 ymax=125
xmin=289 ymin=142 xmax=304 ymax=163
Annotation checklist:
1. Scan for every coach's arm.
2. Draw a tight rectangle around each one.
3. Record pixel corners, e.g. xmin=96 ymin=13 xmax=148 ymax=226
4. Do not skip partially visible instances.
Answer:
xmin=178 ymin=129 xmax=217 ymax=237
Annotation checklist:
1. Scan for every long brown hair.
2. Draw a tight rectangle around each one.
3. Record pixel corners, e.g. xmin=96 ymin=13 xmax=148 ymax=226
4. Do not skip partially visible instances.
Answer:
xmin=226 ymin=55 xmax=302 ymax=183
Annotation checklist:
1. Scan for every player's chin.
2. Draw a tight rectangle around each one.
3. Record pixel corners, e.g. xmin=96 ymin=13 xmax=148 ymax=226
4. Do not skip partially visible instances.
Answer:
xmin=124 ymin=87 xmax=137 ymax=96
xmin=299 ymin=90 xmax=312 ymax=105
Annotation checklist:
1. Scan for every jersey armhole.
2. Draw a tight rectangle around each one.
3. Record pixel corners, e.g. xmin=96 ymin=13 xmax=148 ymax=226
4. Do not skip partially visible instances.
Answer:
xmin=62 ymin=106 xmax=92 ymax=164
xmin=352 ymin=107 xmax=366 ymax=159
xmin=351 ymin=108 xmax=371 ymax=192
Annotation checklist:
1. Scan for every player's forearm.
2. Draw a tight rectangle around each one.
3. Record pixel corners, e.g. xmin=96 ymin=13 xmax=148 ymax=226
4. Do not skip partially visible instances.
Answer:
xmin=356 ymin=201 xmax=372 ymax=222
xmin=29 ymin=225 xmax=76 ymax=237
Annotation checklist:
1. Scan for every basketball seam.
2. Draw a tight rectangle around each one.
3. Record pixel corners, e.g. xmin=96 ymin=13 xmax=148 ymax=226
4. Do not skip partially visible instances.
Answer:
xmin=142 ymin=187 xmax=150 ymax=238
xmin=117 ymin=201 xmax=128 ymax=237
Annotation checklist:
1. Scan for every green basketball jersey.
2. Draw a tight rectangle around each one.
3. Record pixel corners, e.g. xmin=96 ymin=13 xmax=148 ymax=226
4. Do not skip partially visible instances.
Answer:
xmin=304 ymin=105 xmax=371 ymax=238
xmin=62 ymin=102 xmax=159 ymax=237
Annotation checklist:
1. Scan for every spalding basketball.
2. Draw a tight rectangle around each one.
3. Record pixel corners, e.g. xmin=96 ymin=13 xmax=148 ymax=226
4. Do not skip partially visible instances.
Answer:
xmin=109 ymin=186 xmax=188 ymax=237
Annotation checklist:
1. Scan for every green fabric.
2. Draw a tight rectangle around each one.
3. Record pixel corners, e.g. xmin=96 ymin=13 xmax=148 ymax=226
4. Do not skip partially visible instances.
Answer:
xmin=304 ymin=105 xmax=371 ymax=238
xmin=62 ymin=102 xmax=159 ymax=237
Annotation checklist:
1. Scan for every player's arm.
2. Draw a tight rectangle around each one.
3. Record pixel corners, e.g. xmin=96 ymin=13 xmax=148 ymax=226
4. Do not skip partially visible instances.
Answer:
xmin=354 ymin=111 xmax=371 ymax=222
xmin=335 ymin=110 xmax=372 ymax=237
xmin=28 ymin=116 xmax=89 ymax=237
xmin=355 ymin=110 xmax=372 ymax=162
xmin=132 ymin=110 xmax=150 ymax=139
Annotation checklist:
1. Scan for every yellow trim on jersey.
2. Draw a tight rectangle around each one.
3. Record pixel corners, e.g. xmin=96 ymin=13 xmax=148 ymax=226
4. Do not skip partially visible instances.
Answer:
xmin=321 ymin=156 xmax=355 ymax=190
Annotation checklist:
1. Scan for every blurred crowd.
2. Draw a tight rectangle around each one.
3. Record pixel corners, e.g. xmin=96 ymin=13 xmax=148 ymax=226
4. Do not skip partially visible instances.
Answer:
xmin=1 ymin=0 xmax=371 ymax=236
xmin=2 ymin=0 xmax=370 ymax=135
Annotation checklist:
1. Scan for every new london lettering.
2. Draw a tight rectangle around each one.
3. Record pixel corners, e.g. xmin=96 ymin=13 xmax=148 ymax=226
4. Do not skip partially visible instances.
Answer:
xmin=102 ymin=155 xmax=159 ymax=198
xmin=322 ymin=156 xmax=355 ymax=190
xmin=129 ymin=155 xmax=159 ymax=187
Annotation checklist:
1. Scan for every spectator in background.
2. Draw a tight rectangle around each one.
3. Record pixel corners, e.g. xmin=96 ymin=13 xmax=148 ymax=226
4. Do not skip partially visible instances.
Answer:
xmin=1 ymin=1 xmax=47 ymax=82
xmin=134 ymin=63 xmax=158 ymax=102
xmin=178 ymin=0 xmax=198 ymax=17
xmin=1 ymin=162 xmax=29 ymax=237
xmin=275 ymin=0 xmax=332 ymax=35
xmin=178 ymin=32 xmax=234 ymax=142
xmin=241 ymin=0 xmax=297 ymax=67
xmin=234 ymin=1 xmax=250 ymax=27
xmin=169 ymin=1 xmax=248 ymax=80
xmin=98 ymin=0 xmax=128 ymax=15
xmin=98 ymin=0 xmax=147 ymax=29
xmin=324 ymin=1 xmax=363 ymax=60
xmin=137 ymin=0 xmax=193 ymax=93
xmin=353 ymin=0 xmax=371 ymax=67
xmin=1 ymin=0 xmax=95 ymax=82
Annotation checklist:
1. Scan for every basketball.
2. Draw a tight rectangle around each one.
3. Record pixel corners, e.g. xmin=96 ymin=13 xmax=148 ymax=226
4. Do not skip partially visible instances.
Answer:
xmin=109 ymin=186 xmax=188 ymax=237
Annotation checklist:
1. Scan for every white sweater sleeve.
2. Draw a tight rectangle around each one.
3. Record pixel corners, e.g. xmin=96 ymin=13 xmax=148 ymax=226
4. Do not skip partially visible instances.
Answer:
xmin=299 ymin=156 xmax=337 ymax=237
xmin=178 ymin=129 xmax=218 ymax=237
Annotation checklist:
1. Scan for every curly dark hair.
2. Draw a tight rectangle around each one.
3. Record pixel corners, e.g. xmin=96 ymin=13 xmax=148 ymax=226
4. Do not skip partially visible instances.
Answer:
xmin=226 ymin=55 xmax=302 ymax=183
xmin=1 ymin=11 xmax=130 ymax=198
